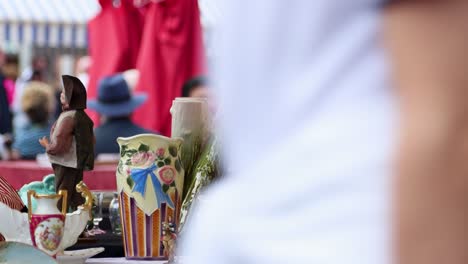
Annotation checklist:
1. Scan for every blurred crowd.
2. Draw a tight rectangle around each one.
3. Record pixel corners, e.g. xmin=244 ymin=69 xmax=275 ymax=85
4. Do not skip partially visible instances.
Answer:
xmin=0 ymin=48 xmax=210 ymax=162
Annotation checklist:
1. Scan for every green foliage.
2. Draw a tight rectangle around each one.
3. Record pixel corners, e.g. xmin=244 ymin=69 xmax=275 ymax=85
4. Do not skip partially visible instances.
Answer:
xmin=164 ymin=157 xmax=171 ymax=165
xmin=157 ymin=161 xmax=165 ymax=168
xmin=162 ymin=184 xmax=169 ymax=193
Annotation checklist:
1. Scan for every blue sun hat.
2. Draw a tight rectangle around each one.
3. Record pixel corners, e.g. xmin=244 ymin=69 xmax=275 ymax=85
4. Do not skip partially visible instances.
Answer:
xmin=88 ymin=74 xmax=147 ymax=117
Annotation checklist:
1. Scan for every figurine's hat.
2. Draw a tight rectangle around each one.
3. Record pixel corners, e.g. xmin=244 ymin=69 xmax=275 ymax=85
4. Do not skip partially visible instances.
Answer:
xmin=62 ymin=75 xmax=87 ymax=110
xmin=87 ymin=74 xmax=147 ymax=117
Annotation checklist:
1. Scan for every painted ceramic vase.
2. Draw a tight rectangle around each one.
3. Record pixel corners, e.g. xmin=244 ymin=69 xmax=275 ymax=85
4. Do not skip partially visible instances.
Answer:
xmin=117 ymin=134 xmax=184 ymax=260
xmin=170 ymin=97 xmax=210 ymax=200
xmin=27 ymin=190 xmax=67 ymax=258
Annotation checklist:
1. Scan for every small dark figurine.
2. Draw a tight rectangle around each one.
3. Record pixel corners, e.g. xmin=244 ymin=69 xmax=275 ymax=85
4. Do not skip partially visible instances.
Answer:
xmin=39 ymin=75 xmax=94 ymax=211
xmin=161 ymin=220 xmax=177 ymax=263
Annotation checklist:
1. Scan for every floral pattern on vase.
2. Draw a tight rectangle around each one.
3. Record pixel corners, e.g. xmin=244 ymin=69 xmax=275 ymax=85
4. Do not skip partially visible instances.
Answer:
xmin=117 ymin=134 xmax=184 ymax=260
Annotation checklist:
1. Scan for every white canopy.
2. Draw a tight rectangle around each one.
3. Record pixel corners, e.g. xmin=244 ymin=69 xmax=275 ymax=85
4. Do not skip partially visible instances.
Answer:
xmin=0 ymin=0 xmax=100 ymax=48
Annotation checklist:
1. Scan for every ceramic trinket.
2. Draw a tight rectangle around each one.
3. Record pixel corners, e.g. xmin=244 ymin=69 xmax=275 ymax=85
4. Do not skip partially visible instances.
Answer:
xmin=39 ymin=75 xmax=95 ymax=211
xmin=27 ymin=190 xmax=67 ymax=257
xmin=0 ymin=180 xmax=94 ymax=253
xmin=117 ymin=134 xmax=184 ymax=260
xmin=161 ymin=220 xmax=177 ymax=263
xmin=170 ymin=97 xmax=210 ymax=200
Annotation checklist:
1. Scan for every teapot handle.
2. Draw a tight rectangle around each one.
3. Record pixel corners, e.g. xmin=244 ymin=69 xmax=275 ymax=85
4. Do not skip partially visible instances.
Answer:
xmin=58 ymin=190 xmax=68 ymax=215
xmin=27 ymin=190 xmax=36 ymax=221
xmin=76 ymin=181 xmax=93 ymax=217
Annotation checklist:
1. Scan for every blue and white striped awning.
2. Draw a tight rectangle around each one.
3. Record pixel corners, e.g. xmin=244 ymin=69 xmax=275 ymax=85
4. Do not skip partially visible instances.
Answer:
xmin=0 ymin=0 xmax=100 ymax=49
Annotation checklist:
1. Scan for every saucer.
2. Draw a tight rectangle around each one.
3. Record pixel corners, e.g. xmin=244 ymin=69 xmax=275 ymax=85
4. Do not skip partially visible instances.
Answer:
xmin=0 ymin=241 xmax=56 ymax=264
xmin=57 ymin=247 xmax=105 ymax=264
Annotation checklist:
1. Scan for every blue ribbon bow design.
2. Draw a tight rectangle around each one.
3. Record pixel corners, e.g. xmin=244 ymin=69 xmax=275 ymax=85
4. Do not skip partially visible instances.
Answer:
xmin=130 ymin=164 xmax=175 ymax=209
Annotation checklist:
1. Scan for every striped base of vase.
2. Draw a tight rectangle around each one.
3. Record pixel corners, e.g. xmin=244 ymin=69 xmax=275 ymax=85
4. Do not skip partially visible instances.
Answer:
xmin=119 ymin=191 xmax=180 ymax=259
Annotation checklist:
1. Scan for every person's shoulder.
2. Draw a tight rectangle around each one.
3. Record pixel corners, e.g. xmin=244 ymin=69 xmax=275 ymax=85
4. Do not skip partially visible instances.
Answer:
xmin=21 ymin=127 xmax=48 ymax=139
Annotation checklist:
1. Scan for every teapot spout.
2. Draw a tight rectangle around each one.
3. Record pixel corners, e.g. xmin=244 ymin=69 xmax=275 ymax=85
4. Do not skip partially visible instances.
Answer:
xmin=60 ymin=206 xmax=91 ymax=251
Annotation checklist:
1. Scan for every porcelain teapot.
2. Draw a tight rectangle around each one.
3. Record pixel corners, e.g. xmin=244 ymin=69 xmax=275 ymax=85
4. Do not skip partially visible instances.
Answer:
xmin=0 ymin=181 xmax=93 ymax=252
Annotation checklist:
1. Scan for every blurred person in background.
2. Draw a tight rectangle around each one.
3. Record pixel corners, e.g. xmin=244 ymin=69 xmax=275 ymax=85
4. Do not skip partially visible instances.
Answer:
xmin=0 ymin=49 xmax=13 ymax=160
xmin=1 ymin=54 xmax=19 ymax=107
xmin=88 ymin=70 xmax=154 ymax=156
xmin=182 ymin=76 xmax=208 ymax=98
xmin=12 ymin=55 xmax=50 ymax=131
xmin=30 ymin=55 xmax=48 ymax=82
xmin=10 ymin=82 xmax=55 ymax=160
xmin=0 ymin=49 xmax=12 ymax=135
xmin=182 ymin=76 xmax=217 ymax=115
xmin=181 ymin=1 xmax=468 ymax=264
xmin=75 ymin=56 xmax=91 ymax=89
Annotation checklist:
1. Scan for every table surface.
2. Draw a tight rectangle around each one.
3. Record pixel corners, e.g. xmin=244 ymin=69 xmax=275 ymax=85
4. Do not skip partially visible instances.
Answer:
xmin=69 ymin=232 xmax=124 ymax=258
xmin=0 ymin=160 xmax=118 ymax=190
xmin=86 ymin=258 xmax=167 ymax=263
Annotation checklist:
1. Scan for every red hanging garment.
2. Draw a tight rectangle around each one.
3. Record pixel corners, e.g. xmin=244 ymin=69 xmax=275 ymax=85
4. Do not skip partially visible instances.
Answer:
xmin=87 ymin=0 xmax=144 ymax=125
xmin=132 ymin=0 xmax=206 ymax=136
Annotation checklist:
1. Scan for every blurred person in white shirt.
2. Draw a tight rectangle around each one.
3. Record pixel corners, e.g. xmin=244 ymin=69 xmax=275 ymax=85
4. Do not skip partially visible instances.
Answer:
xmin=181 ymin=1 xmax=468 ymax=264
